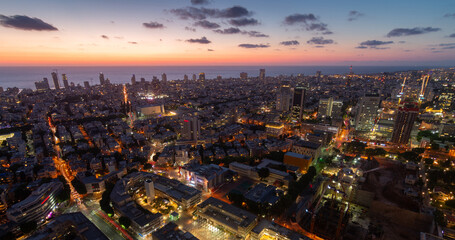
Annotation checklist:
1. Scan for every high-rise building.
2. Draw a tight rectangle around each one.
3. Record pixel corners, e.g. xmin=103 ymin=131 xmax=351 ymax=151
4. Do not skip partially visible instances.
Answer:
xmin=162 ymin=73 xmax=167 ymax=83
xmin=0 ymin=86 xmax=3 ymax=93
xmin=292 ymin=86 xmax=306 ymax=121
xmin=259 ymin=68 xmax=265 ymax=80
xmin=51 ymin=72 xmax=60 ymax=90
xmin=240 ymin=72 xmax=248 ymax=80
xmin=131 ymin=74 xmax=136 ymax=85
xmin=35 ymin=78 xmax=50 ymax=91
xmin=391 ymin=102 xmax=419 ymax=144
xmin=99 ymin=72 xmax=105 ymax=85
xmin=217 ymin=75 xmax=222 ymax=80
xmin=316 ymin=71 xmax=322 ymax=80
xmin=84 ymin=81 xmax=90 ymax=88
xmin=276 ymin=81 xmax=293 ymax=112
xmin=62 ymin=74 xmax=69 ymax=88
xmin=192 ymin=74 xmax=197 ymax=81
xmin=182 ymin=114 xmax=200 ymax=141
xmin=145 ymin=179 xmax=155 ymax=202
xmin=183 ymin=74 xmax=189 ymax=81
xmin=318 ymin=97 xmax=343 ymax=118
xmin=355 ymin=94 xmax=380 ymax=131
xmin=438 ymin=84 xmax=455 ymax=111
xmin=199 ymin=72 xmax=205 ymax=81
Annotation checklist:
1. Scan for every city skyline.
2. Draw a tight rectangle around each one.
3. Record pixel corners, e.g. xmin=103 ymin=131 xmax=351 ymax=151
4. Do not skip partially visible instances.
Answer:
xmin=1 ymin=0 xmax=455 ymax=66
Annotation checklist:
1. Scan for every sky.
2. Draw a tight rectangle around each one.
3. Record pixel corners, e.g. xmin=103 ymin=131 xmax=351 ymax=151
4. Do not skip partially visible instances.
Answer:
xmin=0 ymin=0 xmax=454 ymax=66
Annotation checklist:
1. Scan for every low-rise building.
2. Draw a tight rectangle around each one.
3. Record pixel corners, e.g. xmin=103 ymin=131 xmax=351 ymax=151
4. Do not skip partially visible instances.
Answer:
xmin=180 ymin=163 xmax=232 ymax=192
xmin=250 ymin=219 xmax=310 ymax=240
xmin=152 ymin=222 xmax=199 ymax=240
xmin=291 ymin=140 xmax=322 ymax=161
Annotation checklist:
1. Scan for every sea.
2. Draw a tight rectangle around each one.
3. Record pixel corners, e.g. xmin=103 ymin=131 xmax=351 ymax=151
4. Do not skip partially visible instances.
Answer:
xmin=0 ymin=66 xmax=436 ymax=89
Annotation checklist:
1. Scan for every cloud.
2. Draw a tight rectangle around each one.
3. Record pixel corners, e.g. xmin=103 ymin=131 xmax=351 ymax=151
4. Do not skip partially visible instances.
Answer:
xmin=128 ymin=41 xmax=138 ymax=44
xmin=307 ymin=37 xmax=334 ymax=45
xmin=386 ymin=27 xmax=440 ymax=37
xmin=170 ymin=6 xmax=251 ymax=20
xmin=444 ymin=13 xmax=455 ymax=18
xmin=194 ymin=20 xmax=220 ymax=29
xmin=283 ymin=13 xmax=330 ymax=33
xmin=213 ymin=27 xmax=241 ymax=34
xmin=185 ymin=26 xmax=196 ymax=32
xmin=280 ymin=40 xmax=300 ymax=46
xmin=357 ymin=40 xmax=393 ymax=49
xmin=438 ymin=43 xmax=455 ymax=49
xmin=348 ymin=11 xmax=364 ymax=21
xmin=212 ymin=28 xmax=268 ymax=37
xmin=229 ymin=18 xmax=259 ymax=26
xmin=186 ymin=36 xmax=211 ymax=44
xmin=449 ymin=33 xmax=455 ymax=38
xmin=207 ymin=49 xmax=214 ymax=51
xmin=238 ymin=43 xmax=269 ymax=48
xmin=101 ymin=35 xmax=109 ymax=39
xmin=244 ymin=30 xmax=268 ymax=37
xmin=0 ymin=14 xmax=58 ymax=31
xmin=191 ymin=0 xmax=209 ymax=5
xmin=143 ymin=21 xmax=165 ymax=29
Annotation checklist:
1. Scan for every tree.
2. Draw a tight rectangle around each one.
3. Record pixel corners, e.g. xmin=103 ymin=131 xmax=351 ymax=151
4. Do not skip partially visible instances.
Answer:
xmin=143 ymin=163 xmax=152 ymax=170
xmin=431 ymin=142 xmax=440 ymax=151
xmin=119 ymin=216 xmax=131 ymax=229
xmin=257 ymin=167 xmax=270 ymax=180
xmin=344 ymin=141 xmax=366 ymax=155
xmin=71 ymin=178 xmax=87 ymax=194
xmin=398 ymin=151 xmax=420 ymax=162
xmin=20 ymin=221 xmax=37 ymax=234
xmin=424 ymin=158 xmax=433 ymax=165
xmin=227 ymin=190 xmax=244 ymax=207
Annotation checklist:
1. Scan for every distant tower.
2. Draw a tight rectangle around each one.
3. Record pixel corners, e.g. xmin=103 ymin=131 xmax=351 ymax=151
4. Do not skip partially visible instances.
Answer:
xmin=99 ymin=72 xmax=105 ymax=85
xmin=182 ymin=114 xmax=200 ymax=141
xmin=192 ymin=74 xmax=197 ymax=81
xmin=131 ymin=74 xmax=136 ymax=85
xmin=162 ymin=73 xmax=167 ymax=83
xmin=292 ymin=85 xmax=306 ymax=121
xmin=43 ymin=78 xmax=50 ymax=89
xmin=0 ymin=87 xmax=3 ymax=93
xmin=51 ymin=72 xmax=60 ymax=90
xmin=346 ymin=65 xmax=352 ymax=87
xmin=391 ymin=102 xmax=419 ymax=144
xmin=240 ymin=72 xmax=248 ymax=80
xmin=199 ymin=72 xmax=205 ymax=81
xmin=62 ymin=74 xmax=69 ymax=89
xmin=217 ymin=75 xmax=222 ymax=80
xmin=184 ymin=74 xmax=189 ymax=81
xmin=276 ymin=81 xmax=293 ymax=112
xmin=84 ymin=81 xmax=90 ymax=88
xmin=419 ymin=75 xmax=430 ymax=103
xmin=259 ymin=68 xmax=265 ymax=80
xmin=316 ymin=71 xmax=322 ymax=80
xmin=145 ymin=179 xmax=155 ymax=202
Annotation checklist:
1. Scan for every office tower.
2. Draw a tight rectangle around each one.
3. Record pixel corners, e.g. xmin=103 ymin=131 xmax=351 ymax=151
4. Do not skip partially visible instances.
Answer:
xmin=346 ymin=65 xmax=353 ymax=87
xmin=51 ymin=72 xmax=60 ymax=90
xmin=438 ymin=84 xmax=455 ymax=111
xmin=0 ymin=87 xmax=3 ymax=93
xmin=62 ymin=74 xmax=69 ymax=89
xmin=84 ymin=81 xmax=90 ymax=88
xmin=391 ymin=102 xmax=419 ymax=144
xmin=259 ymin=68 xmax=265 ymax=80
xmin=240 ymin=72 xmax=248 ymax=80
xmin=162 ymin=73 xmax=167 ymax=83
xmin=316 ymin=71 xmax=322 ymax=80
xmin=131 ymin=74 xmax=136 ymax=85
xmin=182 ymin=114 xmax=200 ymax=141
xmin=192 ymin=74 xmax=197 ymax=81
xmin=99 ymin=72 xmax=105 ymax=85
xmin=276 ymin=81 xmax=293 ymax=112
xmin=141 ymin=77 xmax=146 ymax=84
xmin=199 ymin=72 xmax=205 ymax=81
xmin=318 ymin=97 xmax=343 ymax=118
xmin=184 ymin=74 xmax=189 ymax=81
xmin=292 ymin=86 xmax=306 ymax=121
xmin=35 ymin=78 xmax=51 ymax=91
xmin=145 ymin=179 xmax=155 ymax=202
xmin=217 ymin=75 xmax=222 ymax=80
xmin=355 ymin=94 xmax=380 ymax=131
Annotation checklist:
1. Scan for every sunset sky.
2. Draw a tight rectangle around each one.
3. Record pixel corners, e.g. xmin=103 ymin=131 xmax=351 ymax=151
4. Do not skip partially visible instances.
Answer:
xmin=1 ymin=0 xmax=455 ymax=66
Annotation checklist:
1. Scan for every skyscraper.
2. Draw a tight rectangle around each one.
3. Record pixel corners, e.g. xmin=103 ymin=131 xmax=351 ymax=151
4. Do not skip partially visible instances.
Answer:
xmin=182 ymin=114 xmax=200 ymax=141
xmin=292 ymin=86 xmax=306 ymax=121
xmin=131 ymin=74 xmax=136 ymax=85
xmin=62 ymin=74 xmax=69 ymax=89
xmin=240 ymin=72 xmax=248 ymax=80
xmin=276 ymin=81 xmax=293 ymax=112
xmin=84 ymin=81 xmax=90 ymax=88
xmin=184 ymin=74 xmax=189 ymax=81
xmin=199 ymin=72 xmax=205 ymax=81
xmin=51 ymin=72 xmax=60 ymax=90
xmin=317 ymin=97 xmax=343 ymax=118
xmin=355 ymin=94 xmax=380 ymax=131
xmin=162 ymin=73 xmax=167 ymax=83
xmin=259 ymin=69 xmax=265 ymax=80
xmin=192 ymin=74 xmax=197 ymax=81
xmin=99 ymin=72 xmax=105 ymax=85
xmin=391 ymin=102 xmax=419 ymax=144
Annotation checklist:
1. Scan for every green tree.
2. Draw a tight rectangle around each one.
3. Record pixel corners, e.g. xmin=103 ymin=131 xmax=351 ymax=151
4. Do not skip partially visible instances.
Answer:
xmin=424 ymin=158 xmax=433 ymax=165
xmin=20 ymin=221 xmax=37 ymax=234
xmin=119 ymin=216 xmax=131 ymax=229
xmin=71 ymin=178 xmax=87 ymax=194
xmin=143 ymin=163 xmax=152 ymax=170
xmin=431 ymin=143 xmax=440 ymax=151
xmin=257 ymin=167 xmax=270 ymax=180
xmin=227 ymin=190 xmax=244 ymax=207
